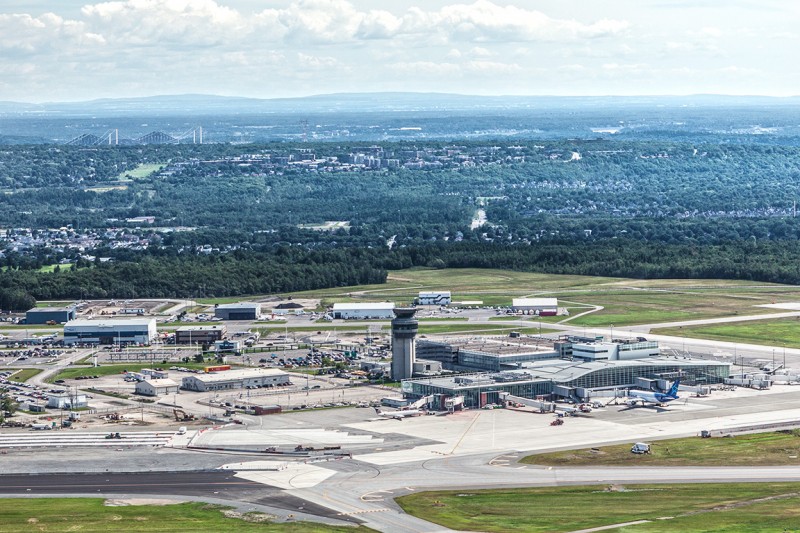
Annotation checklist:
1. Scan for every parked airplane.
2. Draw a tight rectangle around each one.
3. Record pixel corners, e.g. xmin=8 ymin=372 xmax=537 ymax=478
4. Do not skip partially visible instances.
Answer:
xmin=374 ymin=407 xmax=422 ymax=420
xmin=627 ymin=379 xmax=681 ymax=406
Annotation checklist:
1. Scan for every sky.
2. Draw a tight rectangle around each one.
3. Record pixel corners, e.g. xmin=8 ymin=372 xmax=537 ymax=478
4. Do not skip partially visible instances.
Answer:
xmin=1 ymin=0 xmax=798 ymax=102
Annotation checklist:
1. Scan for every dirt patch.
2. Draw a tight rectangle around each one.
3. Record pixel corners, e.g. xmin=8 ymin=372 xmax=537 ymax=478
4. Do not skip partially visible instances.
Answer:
xmin=222 ymin=510 xmax=276 ymax=523
xmin=104 ymin=498 xmax=184 ymax=506
xmin=680 ymin=491 xmax=800 ymax=516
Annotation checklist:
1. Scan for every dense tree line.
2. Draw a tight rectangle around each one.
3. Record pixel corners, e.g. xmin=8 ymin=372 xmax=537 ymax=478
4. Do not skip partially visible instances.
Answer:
xmin=0 ymin=248 xmax=387 ymax=300
xmin=5 ymin=240 xmax=800 ymax=305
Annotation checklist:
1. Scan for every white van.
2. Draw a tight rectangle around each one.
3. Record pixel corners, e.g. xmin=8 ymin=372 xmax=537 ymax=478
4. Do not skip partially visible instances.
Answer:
xmin=631 ymin=442 xmax=651 ymax=454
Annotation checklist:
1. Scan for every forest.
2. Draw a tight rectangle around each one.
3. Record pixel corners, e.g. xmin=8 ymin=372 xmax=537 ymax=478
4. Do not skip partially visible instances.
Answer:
xmin=2 ymin=240 xmax=800 ymax=309
xmin=2 ymin=131 xmax=800 ymax=308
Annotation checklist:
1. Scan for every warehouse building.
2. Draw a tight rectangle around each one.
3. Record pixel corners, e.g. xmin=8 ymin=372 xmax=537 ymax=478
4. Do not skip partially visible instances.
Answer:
xmin=175 ymin=325 xmax=227 ymax=345
xmin=332 ymin=302 xmax=395 ymax=320
xmin=135 ymin=378 xmax=180 ymax=397
xmin=181 ymin=368 xmax=290 ymax=392
xmin=25 ymin=306 xmax=77 ymax=325
xmin=47 ymin=392 xmax=89 ymax=409
xmin=214 ymin=302 xmax=262 ymax=320
xmin=63 ymin=318 xmax=157 ymax=345
xmin=511 ymin=298 xmax=559 ymax=316
xmin=416 ymin=291 xmax=452 ymax=306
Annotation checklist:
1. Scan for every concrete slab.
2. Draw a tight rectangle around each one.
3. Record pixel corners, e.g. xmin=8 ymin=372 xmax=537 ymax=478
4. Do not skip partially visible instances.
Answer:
xmin=193 ymin=427 xmax=382 ymax=448
xmin=233 ymin=462 xmax=337 ymax=489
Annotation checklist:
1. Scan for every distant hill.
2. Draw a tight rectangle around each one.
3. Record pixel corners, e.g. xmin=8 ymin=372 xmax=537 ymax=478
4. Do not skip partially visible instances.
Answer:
xmin=2 ymin=93 xmax=800 ymax=117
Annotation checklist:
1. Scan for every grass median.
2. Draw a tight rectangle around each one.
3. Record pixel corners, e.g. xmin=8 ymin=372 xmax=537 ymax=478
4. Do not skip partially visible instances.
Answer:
xmin=521 ymin=431 xmax=800 ymax=467
xmin=397 ymin=482 xmax=800 ymax=533
xmin=0 ymin=498 xmax=364 ymax=532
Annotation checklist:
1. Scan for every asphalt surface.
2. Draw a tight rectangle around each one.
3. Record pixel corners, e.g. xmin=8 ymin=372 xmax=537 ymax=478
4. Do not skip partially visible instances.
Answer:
xmin=0 ymin=471 xmax=361 ymax=525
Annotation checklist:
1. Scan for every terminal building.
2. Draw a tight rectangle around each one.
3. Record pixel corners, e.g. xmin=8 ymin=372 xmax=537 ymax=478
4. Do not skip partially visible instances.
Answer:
xmin=181 ymin=368 xmax=290 ymax=392
xmin=416 ymin=291 xmax=452 ymax=306
xmin=63 ymin=318 xmax=157 ymax=345
xmin=25 ymin=306 xmax=77 ymax=325
xmin=417 ymin=338 xmax=559 ymax=372
xmin=404 ymin=334 xmax=731 ymax=407
xmin=214 ymin=302 xmax=261 ymax=320
xmin=174 ymin=325 xmax=226 ymax=345
xmin=511 ymin=298 xmax=559 ymax=316
xmin=402 ymin=358 xmax=731 ymax=408
xmin=331 ymin=302 xmax=395 ymax=320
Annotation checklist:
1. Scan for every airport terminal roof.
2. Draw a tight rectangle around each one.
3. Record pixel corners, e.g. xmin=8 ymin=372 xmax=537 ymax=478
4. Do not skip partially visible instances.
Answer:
xmin=407 ymin=357 xmax=731 ymax=390
xmin=421 ymin=337 xmax=555 ymax=356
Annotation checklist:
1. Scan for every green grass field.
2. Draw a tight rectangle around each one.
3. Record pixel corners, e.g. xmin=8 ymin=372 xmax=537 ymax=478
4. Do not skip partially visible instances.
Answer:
xmin=397 ymin=482 xmax=800 ymax=533
xmin=48 ymin=363 xmax=209 ymax=382
xmin=7 ymin=368 xmax=43 ymax=382
xmin=654 ymin=317 xmax=800 ymax=349
xmin=521 ymin=431 xmax=800 ymax=467
xmin=0 ymin=498 xmax=365 ymax=533
xmin=283 ymin=268 xmax=800 ymax=327
xmin=116 ymin=163 xmax=165 ymax=180
xmin=36 ymin=301 xmax=73 ymax=307
xmin=181 ymin=268 xmax=800 ymax=329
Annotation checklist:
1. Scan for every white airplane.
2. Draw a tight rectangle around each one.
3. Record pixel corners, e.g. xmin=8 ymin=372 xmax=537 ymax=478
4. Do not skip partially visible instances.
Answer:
xmin=374 ymin=407 xmax=423 ymax=420
xmin=627 ymin=379 xmax=680 ymax=406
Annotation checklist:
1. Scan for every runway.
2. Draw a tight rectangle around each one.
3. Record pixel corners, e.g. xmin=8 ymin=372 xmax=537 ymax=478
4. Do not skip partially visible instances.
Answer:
xmin=0 ymin=471 xmax=361 ymax=525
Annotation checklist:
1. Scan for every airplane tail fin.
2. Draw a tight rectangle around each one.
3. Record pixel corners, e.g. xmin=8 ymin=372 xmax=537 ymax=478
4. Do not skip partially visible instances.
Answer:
xmin=667 ymin=379 xmax=681 ymax=398
xmin=374 ymin=407 xmax=382 ymax=415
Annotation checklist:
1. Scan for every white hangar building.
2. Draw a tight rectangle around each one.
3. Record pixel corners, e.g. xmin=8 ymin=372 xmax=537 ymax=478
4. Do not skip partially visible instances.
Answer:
xmin=417 ymin=291 xmax=452 ymax=306
xmin=135 ymin=378 xmax=180 ymax=397
xmin=511 ymin=298 xmax=559 ymax=316
xmin=181 ymin=368 xmax=290 ymax=392
xmin=331 ymin=302 xmax=395 ymax=320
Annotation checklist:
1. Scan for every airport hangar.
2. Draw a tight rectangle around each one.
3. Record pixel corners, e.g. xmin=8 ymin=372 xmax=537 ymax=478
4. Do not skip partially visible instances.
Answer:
xmin=174 ymin=325 xmax=226 ymax=344
xmin=180 ymin=368 xmax=290 ymax=392
xmin=511 ymin=297 xmax=559 ymax=315
xmin=135 ymin=378 xmax=180 ymax=397
xmin=214 ymin=302 xmax=261 ymax=320
xmin=25 ymin=306 xmax=77 ymax=325
xmin=331 ymin=302 xmax=395 ymax=320
xmin=63 ymin=318 xmax=157 ymax=345
xmin=416 ymin=291 xmax=452 ymax=306
xmin=402 ymin=336 xmax=731 ymax=407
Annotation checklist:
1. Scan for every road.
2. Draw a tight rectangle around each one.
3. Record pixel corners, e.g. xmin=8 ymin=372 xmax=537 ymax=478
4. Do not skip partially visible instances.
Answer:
xmin=27 ymin=347 xmax=96 ymax=389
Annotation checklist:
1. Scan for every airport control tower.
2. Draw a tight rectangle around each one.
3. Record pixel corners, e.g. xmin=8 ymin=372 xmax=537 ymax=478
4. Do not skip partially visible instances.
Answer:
xmin=391 ymin=307 xmax=418 ymax=381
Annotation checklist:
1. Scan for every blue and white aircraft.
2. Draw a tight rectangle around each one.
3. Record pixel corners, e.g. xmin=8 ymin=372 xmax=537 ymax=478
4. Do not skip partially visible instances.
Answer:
xmin=626 ymin=379 xmax=681 ymax=406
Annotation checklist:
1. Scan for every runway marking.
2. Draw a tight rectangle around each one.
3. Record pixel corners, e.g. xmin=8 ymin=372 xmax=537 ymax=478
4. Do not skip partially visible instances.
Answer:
xmin=337 ymin=508 xmax=390 ymax=516
xmin=0 ymin=481 xmax=257 ymax=491
xmin=361 ymin=489 xmax=394 ymax=502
